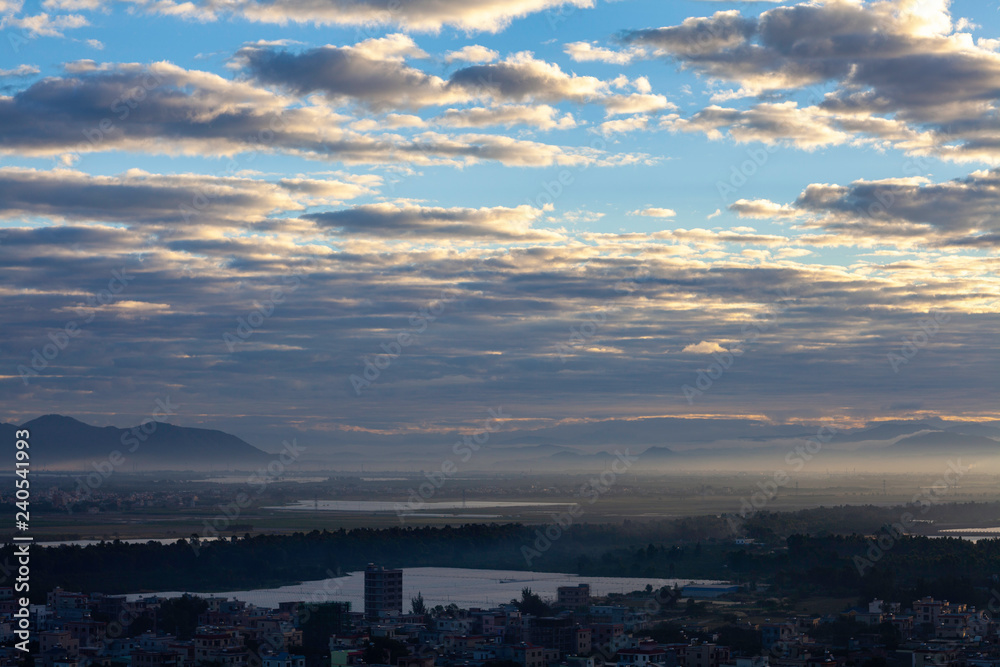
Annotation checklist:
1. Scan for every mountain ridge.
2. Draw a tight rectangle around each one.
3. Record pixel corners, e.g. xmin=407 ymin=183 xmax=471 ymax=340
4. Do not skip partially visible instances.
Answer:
xmin=1 ymin=414 xmax=271 ymax=471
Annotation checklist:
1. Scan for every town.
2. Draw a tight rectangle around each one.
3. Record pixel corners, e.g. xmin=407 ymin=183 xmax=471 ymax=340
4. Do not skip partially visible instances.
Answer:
xmin=1 ymin=564 xmax=995 ymax=667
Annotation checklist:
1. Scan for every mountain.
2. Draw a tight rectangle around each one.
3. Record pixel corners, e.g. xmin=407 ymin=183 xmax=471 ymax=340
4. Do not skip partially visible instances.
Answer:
xmin=834 ymin=420 xmax=938 ymax=442
xmin=1 ymin=422 xmax=17 ymax=446
xmin=944 ymin=422 xmax=1000 ymax=439
xmin=9 ymin=414 xmax=272 ymax=471
xmin=889 ymin=431 xmax=999 ymax=454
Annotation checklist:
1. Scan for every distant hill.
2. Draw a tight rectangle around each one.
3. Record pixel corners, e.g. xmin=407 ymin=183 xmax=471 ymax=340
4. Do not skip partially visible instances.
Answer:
xmin=944 ymin=422 xmax=1000 ymax=439
xmin=889 ymin=431 xmax=999 ymax=454
xmin=835 ymin=420 xmax=939 ymax=442
xmin=1 ymin=414 xmax=272 ymax=471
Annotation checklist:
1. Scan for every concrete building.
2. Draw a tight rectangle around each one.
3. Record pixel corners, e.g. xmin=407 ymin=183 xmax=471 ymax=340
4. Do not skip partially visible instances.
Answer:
xmin=678 ymin=644 xmax=731 ymax=667
xmin=617 ymin=646 xmax=671 ymax=667
xmin=194 ymin=626 xmax=247 ymax=667
xmin=529 ymin=617 xmax=591 ymax=656
xmin=365 ymin=564 xmax=403 ymax=621
xmin=496 ymin=643 xmax=560 ymax=667
xmin=131 ymin=650 xmax=181 ymax=667
xmin=557 ymin=585 xmax=591 ymax=608
xmin=262 ymin=652 xmax=306 ymax=667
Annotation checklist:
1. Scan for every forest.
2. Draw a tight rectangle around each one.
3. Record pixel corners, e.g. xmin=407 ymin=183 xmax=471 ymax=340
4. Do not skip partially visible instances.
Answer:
xmin=2 ymin=502 xmax=996 ymax=608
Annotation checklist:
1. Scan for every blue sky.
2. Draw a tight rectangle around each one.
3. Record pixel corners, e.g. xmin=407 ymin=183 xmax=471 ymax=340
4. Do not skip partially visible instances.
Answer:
xmin=1 ymin=0 xmax=999 ymax=452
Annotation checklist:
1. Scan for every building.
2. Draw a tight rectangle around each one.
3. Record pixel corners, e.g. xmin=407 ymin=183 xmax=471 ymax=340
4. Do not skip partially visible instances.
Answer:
xmin=557 ymin=585 xmax=591 ymax=608
xmin=589 ymin=623 xmax=626 ymax=654
xmin=617 ymin=646 xmax=671 ymax=667
xmin=496 ymin=643 xmax=560 ymax=667
xmin=913 ymin=598 xmax=949 ymax=629
xmin=39 ymin=632 xmax=79 ymax=657
xmin=262 ymin=652 xmax=306 ymax=667
xmin=678 ymin=644 xmax=731 ymax=667
xmin=193 ymin=626 xmax=246 ymax=667
xmin=365 ymin=564 xmax=403 ymax=621
xmin=131 ymin=650 xmax=181 ymax=667
xmin=760 ymin=624 xmax=797 ymax=650
xmin=528 ymin=617 xmax=591 ymax=656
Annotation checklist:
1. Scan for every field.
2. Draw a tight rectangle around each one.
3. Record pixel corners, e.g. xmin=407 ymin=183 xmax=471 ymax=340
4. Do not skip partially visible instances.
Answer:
xmin=10 ymin=469 xmax=1000 ymax=542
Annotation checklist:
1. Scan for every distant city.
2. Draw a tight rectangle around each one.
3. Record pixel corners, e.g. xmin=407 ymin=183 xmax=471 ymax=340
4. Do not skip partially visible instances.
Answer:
xmin=1 ymin=565 xmax=991 ymax=667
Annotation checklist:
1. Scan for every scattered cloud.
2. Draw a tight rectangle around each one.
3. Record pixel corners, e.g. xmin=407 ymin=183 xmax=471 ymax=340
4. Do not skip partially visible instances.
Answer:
xmin=630 ymin=207 xmax=676 ymax=218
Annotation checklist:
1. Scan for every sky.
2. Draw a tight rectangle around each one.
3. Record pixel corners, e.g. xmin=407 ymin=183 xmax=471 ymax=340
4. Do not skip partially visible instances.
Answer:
xmin=1 ymin=0 xmax=998 ymax=453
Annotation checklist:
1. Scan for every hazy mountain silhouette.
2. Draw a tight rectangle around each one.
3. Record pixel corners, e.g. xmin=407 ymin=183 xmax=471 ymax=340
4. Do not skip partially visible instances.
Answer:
xmin=3 ymin=414 xmax=997 ymax=472
xmin=2 ymin=414 xmax=271 ymax=470
xmin=889 ymin=431 xmax=999 ymax=453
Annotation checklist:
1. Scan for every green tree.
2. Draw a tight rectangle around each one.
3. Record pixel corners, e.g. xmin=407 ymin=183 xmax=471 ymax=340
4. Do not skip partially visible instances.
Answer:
xmin=513 ymin=588 xmax=552 ymax=617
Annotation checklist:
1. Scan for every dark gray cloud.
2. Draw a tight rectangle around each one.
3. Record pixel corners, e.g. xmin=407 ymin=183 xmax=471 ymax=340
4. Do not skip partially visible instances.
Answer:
xmin=3 ymin=207 xmax=996 ymax=442
xmin=628 ymin=0 xmax=1000 ymax=162
xmin=305 ymin=203 xmax=563 ymax=241
xmin=0 ymin=63 xmax=620 ymax=167
xmin=238 ymin=40 xmax=619 ymax=112
xmin=622 ymin=10 xmax=757 ymax=57
xmin=732 ymin=168 xmax=1000 ymax=248
xmin=236 ymin=36 xmax=457 ymax=111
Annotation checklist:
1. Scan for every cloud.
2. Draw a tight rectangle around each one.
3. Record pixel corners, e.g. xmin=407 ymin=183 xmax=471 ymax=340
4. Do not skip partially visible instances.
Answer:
xmin=42 ymin=0 xmax=102 ymax=9
xmin=2 ymin=11 xmax=88 ymax=36
xmin=127 ymin=0 xmax=595 ymax=32
xmin=435 ymin=104 xmax=577 ymax=130
xmin=623 ymin=10 xmax=756 ymax=58
xmin=304 ymin=203 xmax=564 ymax=241
xmin=682 ymin=341 xmax=728 ymax=354
xmin=444 ymin=45 xmax=499 ymax=64
xmin=236 ymin=35 xmax=463 ymax=111
xmin=630 ymin=207 xmax=676 ymax=218
xmin=447 ymin=51 xmax=608 ymax=103
xmin=665 ymin=102 xmax=851 ymax=149
xmin=564 ymin=41 xmax=646 ymax=65
xmin=603 ymin=93 xmax=674 ymax=116
xmin=597 ymin=115 xmax=650 ymax=135
xmin=3 ymin=201 xmax=998 ymax=432
xmin=731 ymin=168 xmax=1000 ymax=248
xmin=239 ymin=40 xmax=662 ymax=122
xmin=0 ymin=62 xmax=629 ymax=167
xmin=626 ymin=0 xmax=1000 ymax=162
xmin=0 ymin=167 xmax=379 ymax=232
xmin=0 ymin=64 xmax=39 ymax=77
